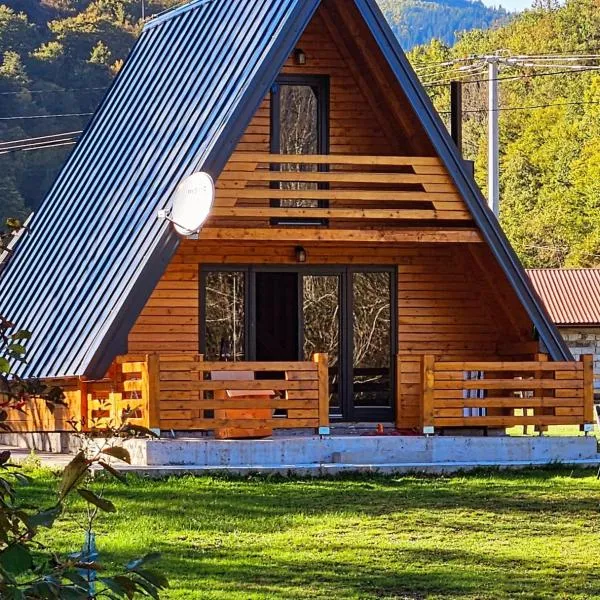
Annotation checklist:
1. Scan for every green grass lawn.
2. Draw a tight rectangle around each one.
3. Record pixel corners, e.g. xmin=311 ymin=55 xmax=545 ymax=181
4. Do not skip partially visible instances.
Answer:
xmin=19 ymin=469 xmax=600 ymax=599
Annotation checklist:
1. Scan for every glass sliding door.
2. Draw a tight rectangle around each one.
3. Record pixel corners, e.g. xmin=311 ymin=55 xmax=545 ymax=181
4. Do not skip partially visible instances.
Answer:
xmin=200 ymin=266 xmax=395 ymax=422
xmin=350 ymin=270 xmax=394 ymax=421
xmin=302 ymin=274 xmax=341 ymax=415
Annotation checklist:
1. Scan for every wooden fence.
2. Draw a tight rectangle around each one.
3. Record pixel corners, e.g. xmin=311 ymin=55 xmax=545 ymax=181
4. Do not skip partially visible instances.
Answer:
xmin=157 ymin=354 xmax=329 ymax=434
xmin=215 ymin=153 xmax=470 ymax=222
xmin=421 ymin=355 xmax=594 ymax=431
xmin=2 ymin=354 xmax=330 ymax=436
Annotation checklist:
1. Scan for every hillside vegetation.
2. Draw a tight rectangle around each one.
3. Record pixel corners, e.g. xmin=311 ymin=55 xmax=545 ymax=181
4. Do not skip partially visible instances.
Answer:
xmin=410 ymin=0 xmax=600 ymax=267
xmin=0 ymin=0 xmax=599 ymax=268
xmin=378 ymin=0 xmax=507 ymax=48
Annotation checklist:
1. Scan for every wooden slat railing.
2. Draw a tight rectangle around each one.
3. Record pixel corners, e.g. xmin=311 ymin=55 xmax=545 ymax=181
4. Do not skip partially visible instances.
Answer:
xmin=156 ymin=354 xmax=329 ymax=434
xmin=420 ymin=355 xmax=594 ymax=431
xmin=2 ymin=377 xmax=82 ymax=433
xmin=214 ymin=153 xmax=470 ymax=222
xmin=86 ymin=356 xmax=154 ymax=430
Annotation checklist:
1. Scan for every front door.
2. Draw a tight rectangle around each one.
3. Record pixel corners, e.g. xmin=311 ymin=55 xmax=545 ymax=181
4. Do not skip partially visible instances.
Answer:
xmin=201 ymin=266 xmax=395 ymax=422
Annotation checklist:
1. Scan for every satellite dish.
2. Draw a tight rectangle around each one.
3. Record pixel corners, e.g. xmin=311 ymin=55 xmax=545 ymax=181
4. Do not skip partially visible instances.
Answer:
xmin=170 ymin=172 xmax=214 ymax=236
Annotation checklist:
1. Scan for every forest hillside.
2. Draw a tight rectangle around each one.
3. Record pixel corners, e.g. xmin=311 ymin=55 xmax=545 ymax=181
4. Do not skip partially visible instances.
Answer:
xmin=378 ymin=0 xmax=507 ymax=48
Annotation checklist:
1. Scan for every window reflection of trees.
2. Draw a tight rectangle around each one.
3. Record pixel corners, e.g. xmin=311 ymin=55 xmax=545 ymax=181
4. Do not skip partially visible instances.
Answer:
xmin=353 ymin=272 xmax=392 ymax=407
xmin=204 ymin=272 xmax=245 ymax=361
xmin=279 ymin=85 xmax=319 ymax=209
xmin=303 ymin=275 xmax=340 ymax=409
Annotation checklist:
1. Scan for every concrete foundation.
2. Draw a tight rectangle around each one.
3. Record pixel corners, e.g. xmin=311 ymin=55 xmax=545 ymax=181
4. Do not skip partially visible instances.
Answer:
xmin=0 ymin=431 xmax=79 ymax=453
xmin=4 ymin=432 xmax=599 ymax=476
xmin=116 ymin=434 xmax=600 ymax=474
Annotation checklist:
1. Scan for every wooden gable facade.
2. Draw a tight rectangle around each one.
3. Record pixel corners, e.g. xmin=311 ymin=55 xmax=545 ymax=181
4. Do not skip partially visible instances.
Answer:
xmin=2 ymin=0 xmax=592 ymax=437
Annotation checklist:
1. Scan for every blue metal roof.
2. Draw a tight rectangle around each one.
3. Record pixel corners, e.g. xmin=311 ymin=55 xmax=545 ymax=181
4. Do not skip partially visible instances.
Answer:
xmin=0 ymin=0 xmax=570 ymax=379
xmin=0 ymin=0 xmax=321 ymax=378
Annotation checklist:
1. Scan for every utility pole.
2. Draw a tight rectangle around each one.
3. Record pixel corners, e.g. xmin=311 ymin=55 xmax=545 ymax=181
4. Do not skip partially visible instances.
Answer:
xmin=141 ymin=0 xmax=145 ymax=20
xmin=487 ymin=57 xmax=500 ymax=217
xmin=450 ymin=80 xmax=463 ymax=154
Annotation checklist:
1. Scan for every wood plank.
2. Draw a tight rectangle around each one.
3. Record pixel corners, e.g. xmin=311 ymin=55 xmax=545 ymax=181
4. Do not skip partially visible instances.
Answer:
xmin=434 ymin=416 xmax=586 ymax=427
xmin=199 ymin=228 xmax=483 ymax=243
xmin=145 ymin=353 xmax=161 ymax=430
xmin=158 ymin=418 xmax=320 ymax=429
xmin=160 ymin=380 xmax=318 ymax=391
xmin=582 ymin=354 xmax=594 ymax=423
xmin=210 ymin=207 xmax=470 ymax=220
xmin=229 ymin=153 xmax=442 ymax=166
xmin=225 ymin=188 xmax=461 ymax=201
xmin=159 ymin=399 xmax=317 ymax=410
xmin=434 ymin=397 xmax=584 ymax=408
xmin=435 ymin=361 xmax=583 ymax=372
xmin=233 ymin=171 xmax=451 ymax=184
xmin=314 ymin=353 xmax=329 ymax=429
xmin=436 ymin=379 xmax=584 ymax=390
xmin=159 ymin=360 xmax=316 ymax=372
xmin=421 ymin=355 xmax=435 ymax=429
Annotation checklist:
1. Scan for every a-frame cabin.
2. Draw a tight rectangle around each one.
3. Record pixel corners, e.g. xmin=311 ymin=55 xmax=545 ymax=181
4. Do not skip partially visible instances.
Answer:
xmin=0 ymin=0 xmax=594 ymax=446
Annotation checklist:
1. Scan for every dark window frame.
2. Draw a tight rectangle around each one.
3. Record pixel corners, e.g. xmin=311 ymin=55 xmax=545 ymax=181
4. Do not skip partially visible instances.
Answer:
xmin=270 ymin=74 xmax=330 ymax=226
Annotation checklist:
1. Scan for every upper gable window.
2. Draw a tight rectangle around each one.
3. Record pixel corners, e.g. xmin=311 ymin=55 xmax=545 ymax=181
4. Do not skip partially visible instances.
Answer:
xmin=270 ymin=75 xmax=329 ymax=225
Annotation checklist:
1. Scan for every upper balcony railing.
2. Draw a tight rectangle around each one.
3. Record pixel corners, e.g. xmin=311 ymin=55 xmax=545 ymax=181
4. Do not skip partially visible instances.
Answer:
xmin=213 ymin=153 xmax=471 ymax=223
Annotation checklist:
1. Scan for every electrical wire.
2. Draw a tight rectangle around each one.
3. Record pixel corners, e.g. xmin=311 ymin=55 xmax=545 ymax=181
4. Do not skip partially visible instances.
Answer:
xmin=0 ymin=136 xmax=79 ymax=152
xmin=438 ymin=99 xmax=600 ymax=115
xmin=413 ymin=50 xmax=600 ymax=69
xmin=0 ymin=86 xmax=105 ymax=97
xmin=0 ymin=112 xmax=93 ymax=121
xmin=423 ymin=65 xmax=600 ymax=87
xmin=0 ymin=130 xmax=82 ymax=149
xmin=0 ymin=140 xmax=77 ymax=156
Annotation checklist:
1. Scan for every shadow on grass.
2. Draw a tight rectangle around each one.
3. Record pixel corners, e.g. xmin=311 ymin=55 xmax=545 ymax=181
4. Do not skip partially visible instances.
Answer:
xmin=20 ymin=470 xmax=600 ymax=598
xmin=94 ymin=542 xmax=600 ymax=599
xmin=85 ymin=471 xmax=600 ymax=533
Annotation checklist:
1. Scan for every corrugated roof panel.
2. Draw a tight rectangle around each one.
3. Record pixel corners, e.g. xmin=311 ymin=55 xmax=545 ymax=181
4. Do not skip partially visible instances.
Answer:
xmin=0 ymin=0 xmax=318 ymax=378
xmin=526 ymin=269 xmax=600 ymax=326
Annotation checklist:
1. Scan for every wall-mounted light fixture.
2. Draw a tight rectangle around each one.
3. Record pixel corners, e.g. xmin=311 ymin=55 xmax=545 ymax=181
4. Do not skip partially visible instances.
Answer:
xmin=295 ymin=246 xmax=307 ymax=263
xmin=293 ymin=48 xmax=306 ymax=65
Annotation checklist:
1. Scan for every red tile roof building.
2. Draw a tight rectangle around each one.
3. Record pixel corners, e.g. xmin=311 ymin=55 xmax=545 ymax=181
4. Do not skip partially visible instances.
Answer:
xmin=526 ymin=269 xmax=600 ymax=326
xmin=527 ymin=269 xmax=600 ymax=392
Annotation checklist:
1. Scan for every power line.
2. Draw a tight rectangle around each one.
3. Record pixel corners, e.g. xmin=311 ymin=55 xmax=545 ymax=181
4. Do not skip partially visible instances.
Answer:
xmin=0 ymin=113 xmax=91 ymax=122
xmin=438 ymin=99 xmax=600 ymax=115
xmin=423 ymin=65 xmax=600 ymax=87
xmin=0 ymin=86 xmax=106 ymax=97
xmin=0 ymin=130 xmax=82 ymax=149
xmin=413 ymin=50 xmax=600 ymax=69
xmin=0 ymin=136 xmax=79 ymax=153
xmin=0 ymin=112 xmax=93 ymax=121
xmin=0 ymin=140 xmax=77 ymax=156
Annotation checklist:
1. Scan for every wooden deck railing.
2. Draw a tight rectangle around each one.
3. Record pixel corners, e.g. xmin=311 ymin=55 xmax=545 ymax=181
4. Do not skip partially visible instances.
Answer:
xmin=421 ymin=355 xmax=594 ymax=431
xmin=157 ymin=354 xmax=329 ymax=434
xmin=85 ymin=356 xmax=155 ymax=430
xmin=214 ymin=153 xmax=470 ymax=222
xmin=3 ymin=354 xmax=330 ymax=436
